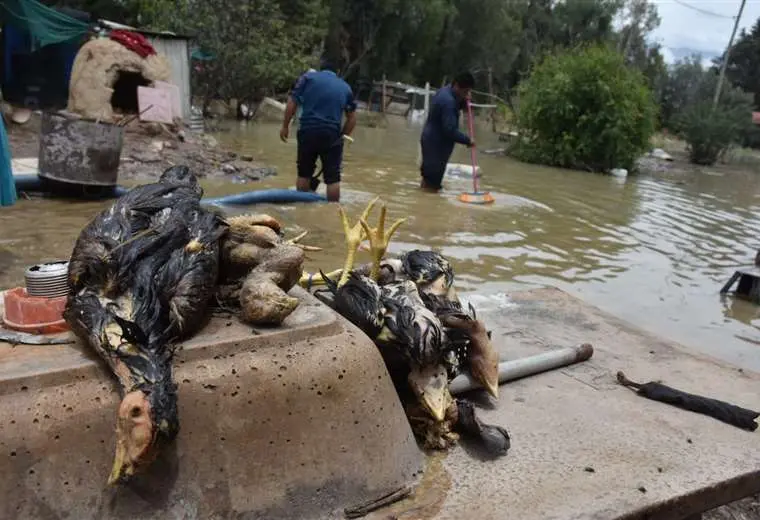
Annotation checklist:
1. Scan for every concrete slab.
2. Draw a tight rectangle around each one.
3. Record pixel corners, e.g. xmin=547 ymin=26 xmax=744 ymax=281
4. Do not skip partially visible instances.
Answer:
xmin=368 ymin=288 xmax=760 ymax=520
xmin=0 ymin=287 xmax=423 ymax=519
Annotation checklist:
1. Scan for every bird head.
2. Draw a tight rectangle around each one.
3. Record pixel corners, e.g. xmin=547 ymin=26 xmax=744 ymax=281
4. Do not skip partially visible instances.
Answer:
xmin=408 ymin=364 xmax=452 ymax=422
xmin=442 ymin=314 xmax=499 ymax=399
xmin=464 ymin=320 xmax=499 ymax=399
xmin=108 ymin=379 xmax=179 ymax=486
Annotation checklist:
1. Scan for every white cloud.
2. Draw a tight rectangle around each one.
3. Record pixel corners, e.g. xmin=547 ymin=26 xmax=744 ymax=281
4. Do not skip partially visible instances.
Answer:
xmin=651 ymin=0 xmax=760 ymax=64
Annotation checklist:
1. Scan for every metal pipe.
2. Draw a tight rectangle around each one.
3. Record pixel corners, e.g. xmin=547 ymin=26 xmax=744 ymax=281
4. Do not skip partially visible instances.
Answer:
xmin=449 ymin=343 xmax=594 ymax=395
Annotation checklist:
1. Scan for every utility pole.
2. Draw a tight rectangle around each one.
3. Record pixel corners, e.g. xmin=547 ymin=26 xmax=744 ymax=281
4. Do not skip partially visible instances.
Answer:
xmin=713 ymin=0 xmax=747 ymax=110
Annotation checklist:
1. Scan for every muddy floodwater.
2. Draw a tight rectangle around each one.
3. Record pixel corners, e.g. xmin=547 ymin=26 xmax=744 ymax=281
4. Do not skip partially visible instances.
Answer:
xmin=2 ymin=117 xmax=760 ymax=372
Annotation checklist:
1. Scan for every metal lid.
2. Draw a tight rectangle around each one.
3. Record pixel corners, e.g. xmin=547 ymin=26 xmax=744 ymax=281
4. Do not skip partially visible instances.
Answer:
xmin=24 ymin=261 xmax=70 ymax=298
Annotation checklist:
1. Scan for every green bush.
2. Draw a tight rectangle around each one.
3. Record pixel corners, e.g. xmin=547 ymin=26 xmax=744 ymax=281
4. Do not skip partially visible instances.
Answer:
xmin=671 ymin=79 xmax=753 ymax=165
xmin=514 ymin=45 xmax=657 ymax=172
xmin=675 ymin=101 xmax=750 ymax=165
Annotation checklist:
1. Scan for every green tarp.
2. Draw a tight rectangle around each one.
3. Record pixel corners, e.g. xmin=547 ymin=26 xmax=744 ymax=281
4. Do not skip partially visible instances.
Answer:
xmin=0 ymin=0 xmax=89 ymax=50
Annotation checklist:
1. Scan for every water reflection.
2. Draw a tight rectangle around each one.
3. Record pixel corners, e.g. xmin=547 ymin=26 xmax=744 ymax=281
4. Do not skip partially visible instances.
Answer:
xmin=2 ymin=117 xmax=760 ymax=371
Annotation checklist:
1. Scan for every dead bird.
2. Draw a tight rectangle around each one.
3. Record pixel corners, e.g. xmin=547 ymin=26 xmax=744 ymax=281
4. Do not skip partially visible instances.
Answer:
xmin=320 ymin=199 xmax=509 ymax=457
xmin=215 ymin=213 xmax=310 ymax=325
xmin=357 ymin=249 xmax=500 ymax=399
xmin=421 ymin=291 xmax=499 ymax=399
xmin=64 ymin=166 xmax=227 ymax=485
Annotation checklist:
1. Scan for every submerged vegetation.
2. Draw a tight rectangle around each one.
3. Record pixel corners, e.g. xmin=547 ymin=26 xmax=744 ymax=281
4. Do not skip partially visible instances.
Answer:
xmin=47 ymin=0 xmax=760 ymax=169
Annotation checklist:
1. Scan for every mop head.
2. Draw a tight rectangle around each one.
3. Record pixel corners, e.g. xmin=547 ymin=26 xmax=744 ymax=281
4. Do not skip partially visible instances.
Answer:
xmin=458 ymin=192 xmax=495 ymax=204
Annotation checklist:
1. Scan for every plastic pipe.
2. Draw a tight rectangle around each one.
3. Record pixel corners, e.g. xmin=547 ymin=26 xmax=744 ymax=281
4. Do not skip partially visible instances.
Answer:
xmin=449 ymin=343 xmax=594 ymax=395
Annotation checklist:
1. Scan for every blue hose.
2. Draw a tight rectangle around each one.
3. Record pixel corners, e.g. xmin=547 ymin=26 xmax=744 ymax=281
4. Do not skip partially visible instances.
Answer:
xmin=13 ymin=174 xmax=327 ymax=205
xmin=203 ymin=189 xmax=326 ymax=205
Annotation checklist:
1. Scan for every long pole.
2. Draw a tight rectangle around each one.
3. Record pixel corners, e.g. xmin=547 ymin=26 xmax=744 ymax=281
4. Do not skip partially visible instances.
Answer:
xmin=713 ymin=0 xmax=747 ymax=110
xmin=466 ymin=99 xmax=479 ymax=193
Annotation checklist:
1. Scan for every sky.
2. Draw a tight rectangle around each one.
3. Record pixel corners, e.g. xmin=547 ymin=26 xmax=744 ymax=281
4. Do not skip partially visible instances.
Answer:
xmin=650 ymin=0 xmax=760 ymax=64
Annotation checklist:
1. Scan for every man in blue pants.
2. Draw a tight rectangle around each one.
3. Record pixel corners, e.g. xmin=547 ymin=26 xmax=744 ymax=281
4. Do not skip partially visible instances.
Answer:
xmin=280 ymin=60 xmax=357 ymax=202
xmin=419 ymin=72 xmax=476 ymax=192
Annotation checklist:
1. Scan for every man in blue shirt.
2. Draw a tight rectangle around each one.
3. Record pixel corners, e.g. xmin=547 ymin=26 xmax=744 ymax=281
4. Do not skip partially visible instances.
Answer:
xmin=280 ymin=60 xmax=357 ymax=202
xmin=419 ymin=72 xmax=476 ymax=192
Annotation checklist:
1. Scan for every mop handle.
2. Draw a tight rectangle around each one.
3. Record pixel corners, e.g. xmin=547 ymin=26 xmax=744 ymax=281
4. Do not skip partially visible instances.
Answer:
xmin=466 ymin=99 xmax=479 ymax=193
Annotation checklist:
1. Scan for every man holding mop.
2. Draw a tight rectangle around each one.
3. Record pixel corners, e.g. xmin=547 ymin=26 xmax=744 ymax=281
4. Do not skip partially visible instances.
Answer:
xmin=419 ymin=72 xmax=476 ymax=192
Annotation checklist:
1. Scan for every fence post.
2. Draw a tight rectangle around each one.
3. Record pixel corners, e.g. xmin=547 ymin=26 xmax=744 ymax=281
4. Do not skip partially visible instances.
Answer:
xmin=381 ymin=75 xmax=387 ymax=114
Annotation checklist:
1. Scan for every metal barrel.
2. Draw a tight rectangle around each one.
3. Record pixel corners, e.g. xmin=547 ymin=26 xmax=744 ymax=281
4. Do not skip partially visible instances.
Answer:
xmin=38 ymin=112 xmax=123 ymax=187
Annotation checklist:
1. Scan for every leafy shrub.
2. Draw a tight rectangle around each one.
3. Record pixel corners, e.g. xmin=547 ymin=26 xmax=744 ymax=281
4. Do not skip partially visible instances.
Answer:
xmin=675 ymin=102 xmax=750 ymax=165
xmin=514 ymin=45 xmax=657 ymax=172
xmin=672 ymin=78 xmax=753 ymax=165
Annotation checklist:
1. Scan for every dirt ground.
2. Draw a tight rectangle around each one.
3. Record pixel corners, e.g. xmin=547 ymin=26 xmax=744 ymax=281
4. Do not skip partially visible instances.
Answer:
xmin=5 ymin=113 xmax=276 ymax=184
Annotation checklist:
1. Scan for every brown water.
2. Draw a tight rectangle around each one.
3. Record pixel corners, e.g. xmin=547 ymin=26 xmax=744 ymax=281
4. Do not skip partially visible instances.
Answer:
xmin=2 ymin=117 xmax=760 ymax=372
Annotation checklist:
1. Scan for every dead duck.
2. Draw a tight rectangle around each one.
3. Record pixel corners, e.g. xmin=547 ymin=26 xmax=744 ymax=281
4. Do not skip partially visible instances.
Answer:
xmin=64 ymin=166 xmax=227 ymax=485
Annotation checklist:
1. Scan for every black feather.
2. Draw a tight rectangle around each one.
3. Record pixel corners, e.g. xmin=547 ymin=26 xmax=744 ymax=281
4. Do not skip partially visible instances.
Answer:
xmin=64 ymin=165 xmax=222 ymax=454
xmin=401 ymin=250 xmax=454 ymax=288
xmin=327 ymin=272 xmax=384 ymax=338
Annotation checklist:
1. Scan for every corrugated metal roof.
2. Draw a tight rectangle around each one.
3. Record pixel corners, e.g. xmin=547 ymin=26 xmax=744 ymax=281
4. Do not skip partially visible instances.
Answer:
xmin=99 ymin=19 xmax=194 ymax=40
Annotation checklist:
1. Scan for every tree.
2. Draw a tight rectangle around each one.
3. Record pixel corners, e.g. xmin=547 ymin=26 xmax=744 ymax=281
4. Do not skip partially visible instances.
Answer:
xmin=715 ymin=19 xmax=760 ymax=109
xmin=657 ymin=55 xmax=709 ymax=130
xmin=514 ymin=45 xmax=657 ymax=172
xmin=667 ymin=61 xmax=754 ymax=164
xmin=617 ymin=0 xmax=660 ymax=66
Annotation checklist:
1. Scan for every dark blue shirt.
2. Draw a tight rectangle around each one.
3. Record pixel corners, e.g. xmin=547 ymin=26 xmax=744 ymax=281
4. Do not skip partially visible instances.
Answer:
xmin=291 ymin=70 xmax=357 ymax=133
xmin=421 ymin=85 xmax=471 ymax=148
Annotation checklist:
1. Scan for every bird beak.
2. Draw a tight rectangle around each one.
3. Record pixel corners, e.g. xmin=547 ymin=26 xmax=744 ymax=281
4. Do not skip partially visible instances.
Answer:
xmin=484 ymin=379 xmax=499 ymax=399
xmin=107 ymin=441 xmax=131 ymax=486
xmin=408 ymin=365 xmax=450 ymax=422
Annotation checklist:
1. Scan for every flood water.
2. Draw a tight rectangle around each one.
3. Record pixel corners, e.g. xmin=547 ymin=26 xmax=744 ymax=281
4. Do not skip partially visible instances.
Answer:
xmin=2 ymin=117 xmax=760 ymax=371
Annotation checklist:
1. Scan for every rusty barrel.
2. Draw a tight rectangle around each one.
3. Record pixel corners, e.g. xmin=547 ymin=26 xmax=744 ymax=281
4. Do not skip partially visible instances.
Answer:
xmin=38 ymin=112 xmax=123 ymax=186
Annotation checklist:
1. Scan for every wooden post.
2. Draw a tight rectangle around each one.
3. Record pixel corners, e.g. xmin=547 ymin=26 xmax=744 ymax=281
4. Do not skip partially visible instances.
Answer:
xmin=381 ymin=75 xmax=387 ymax=114
xmin=488 ymin=67 xmax=497 ymax=132
xmin=366 ymin=81 xmax=374 ymax=113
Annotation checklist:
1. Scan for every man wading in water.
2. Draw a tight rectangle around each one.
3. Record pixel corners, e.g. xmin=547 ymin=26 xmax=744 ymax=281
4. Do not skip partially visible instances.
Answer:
xmin=419 ymin=72 xmax=477 ymax=192
xmin=280 ymin=60 xmax=357 ymax=202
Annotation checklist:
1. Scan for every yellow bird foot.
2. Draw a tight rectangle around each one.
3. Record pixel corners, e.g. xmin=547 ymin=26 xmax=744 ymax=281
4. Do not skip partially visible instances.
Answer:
xmin=299 ymin=269 xmax=342 ymax=289
xmin=337 ymin=197 xmax=380 ymax=286
xmin=359 ymin=203 xmax=406 ymax=281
